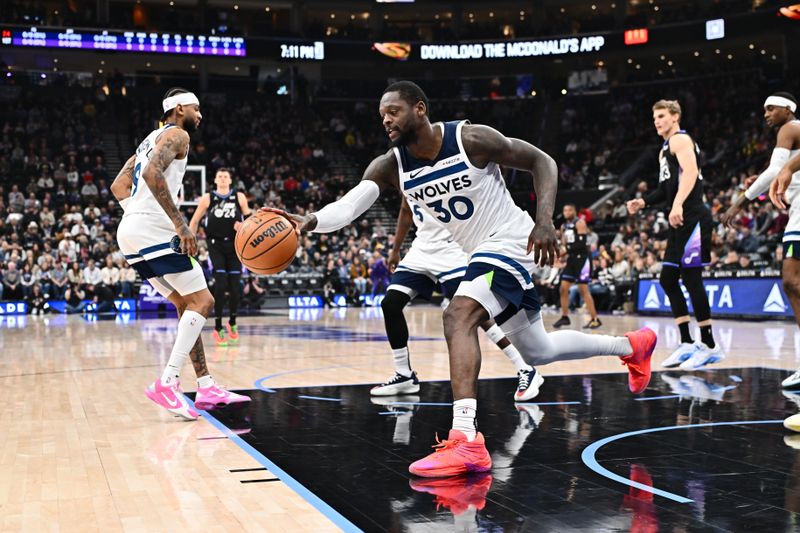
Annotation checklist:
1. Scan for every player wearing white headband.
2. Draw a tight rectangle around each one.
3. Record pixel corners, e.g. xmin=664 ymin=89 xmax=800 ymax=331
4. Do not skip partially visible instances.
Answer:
xmin=722 ymin=92 xmax=800 ymax=388
xmin=111 ymin=87 xmax=250 ymax=420
xmin=722 ymin=92 xmax=799 ymax=228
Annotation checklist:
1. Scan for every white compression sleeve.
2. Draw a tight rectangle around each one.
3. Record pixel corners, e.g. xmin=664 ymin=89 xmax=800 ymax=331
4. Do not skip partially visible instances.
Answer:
xmin=744 ymin=147 xmax=791 ymax=200
xmin=310 ymin=180 xmax=381 ymax=233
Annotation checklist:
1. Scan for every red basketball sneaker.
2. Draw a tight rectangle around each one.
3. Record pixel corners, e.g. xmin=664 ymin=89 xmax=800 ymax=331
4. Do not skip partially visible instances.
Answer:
xmin=409 ymin=430 xmax=492 ymax=478
xmin=621 ymin=327 xmax=657 ymax=394
xmin=409 ymin=472 xmax=493 ymax=516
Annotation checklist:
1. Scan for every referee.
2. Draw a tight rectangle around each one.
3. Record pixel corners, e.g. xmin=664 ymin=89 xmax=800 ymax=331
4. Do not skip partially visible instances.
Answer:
xmin=190 ymin=168 xmax=252 ymax=346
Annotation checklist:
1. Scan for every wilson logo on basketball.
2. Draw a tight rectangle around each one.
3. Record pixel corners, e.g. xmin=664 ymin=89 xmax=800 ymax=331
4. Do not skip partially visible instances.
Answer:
xmin=249 ymin=220 xmax=289 ymax=247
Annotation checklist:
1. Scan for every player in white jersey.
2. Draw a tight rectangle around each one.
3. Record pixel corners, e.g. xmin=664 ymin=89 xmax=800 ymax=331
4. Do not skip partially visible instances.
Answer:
xmin=725 ymin=92 xmax=800 ymax=389
xmin=112 ymin=87 xmax=249 ymax=420
xmin=263 ymin=81 xmax=655 ymax=477
xmin=371 ymin=196 xmax=542 ymax=402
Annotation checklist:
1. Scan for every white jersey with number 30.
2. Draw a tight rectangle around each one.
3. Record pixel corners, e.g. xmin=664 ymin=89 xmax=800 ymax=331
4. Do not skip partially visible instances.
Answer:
xmin=393 ymin=120 xmax=533 ymax=256
xmin=123 ymin=123 xmax=188 ymax=222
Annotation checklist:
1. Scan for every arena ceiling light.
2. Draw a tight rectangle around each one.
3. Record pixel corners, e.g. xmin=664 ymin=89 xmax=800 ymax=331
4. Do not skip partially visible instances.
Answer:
xmin=705 ymin=19 xmax=725 ymax=40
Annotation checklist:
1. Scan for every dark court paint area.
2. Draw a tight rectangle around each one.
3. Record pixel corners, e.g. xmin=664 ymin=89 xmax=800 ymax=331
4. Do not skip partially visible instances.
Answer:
xmin=202 ymin=368 xmax=800 ymax=532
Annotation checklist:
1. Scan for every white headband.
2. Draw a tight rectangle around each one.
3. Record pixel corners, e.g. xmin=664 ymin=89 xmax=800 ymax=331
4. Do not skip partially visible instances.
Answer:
xmin=162 ymin=92 xmax=200 ymax=114
xmin=764 ymin=95 xmax=797 ymax=113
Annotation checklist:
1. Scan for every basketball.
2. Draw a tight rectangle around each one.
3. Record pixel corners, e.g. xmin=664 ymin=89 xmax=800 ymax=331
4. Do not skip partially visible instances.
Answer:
xmin=235 ymin=213 xmax=297 ymax=275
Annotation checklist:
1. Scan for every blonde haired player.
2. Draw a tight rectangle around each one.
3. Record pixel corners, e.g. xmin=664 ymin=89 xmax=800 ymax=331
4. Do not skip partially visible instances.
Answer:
xmin=112 ymin=87 xmax=249 ymax=420
xmin=627 ymin=99 xmax=722 ymax=371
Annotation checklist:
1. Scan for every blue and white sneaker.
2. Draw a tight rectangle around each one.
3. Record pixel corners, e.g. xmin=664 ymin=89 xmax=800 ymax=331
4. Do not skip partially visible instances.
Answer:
xmin=661 ymin=343 xmax=699 ymax=368
xmin=782 ymin=369 xmax=800 ymax=389
xmin=370 ymin=371 xmax=420 ymax=396
xmin=679 ymin=342 xmax=725 ymax=371
xmin=785 ymin=413 xmax=800 ymax=433
xmin=514 ymin=368 xmax=544 ymax=402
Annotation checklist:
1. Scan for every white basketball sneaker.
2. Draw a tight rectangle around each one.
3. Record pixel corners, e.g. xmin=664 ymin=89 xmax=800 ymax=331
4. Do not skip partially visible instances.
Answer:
xmin=679 ymin=342 xmax=725 ymax=371
xmin=785 ymin=413 xmax=800 ymax=433
xmin=662 ymin=343 xmax=699 ymax=368
xmin=514 ymin=368 xmax=544 ymax=402
xmin=782 ymin=369 xmax=800 ymax=389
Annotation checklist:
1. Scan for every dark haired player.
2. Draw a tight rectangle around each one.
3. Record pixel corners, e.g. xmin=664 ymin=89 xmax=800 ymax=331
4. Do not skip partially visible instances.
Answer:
xmin=113 ymin=88 xmax=249 ymax=420
xmin=265 ymin=81 xmax=655 ymax=477
xmin=189 ymin=167 xmax=252 ymax=346
xmin=552 ymin=203 xmax=601 ymax=329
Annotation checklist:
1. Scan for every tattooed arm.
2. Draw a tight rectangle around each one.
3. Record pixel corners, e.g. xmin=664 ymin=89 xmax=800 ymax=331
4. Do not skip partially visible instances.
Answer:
xmin=111 ymin=155 xmax=136 ymax=202
xmin=141 ymin=128 xmax=197 ymax=255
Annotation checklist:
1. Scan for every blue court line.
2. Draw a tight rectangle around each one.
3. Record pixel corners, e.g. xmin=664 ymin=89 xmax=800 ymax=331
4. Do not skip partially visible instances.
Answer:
xmin=254 ymin=364 xmax=362 ymax=393
xmin=378 ymin=411 xmax=404 ymax=416
xmin=581 ymin=419 xmax=785 ymax=504
xmin=634 ymin=395 xmax=682 ymax=401
xmin=297 ymin=395 xmax=343 ymax=402
xmin=386 ymin=401 xmax=452 ymax=406
xmin=185 ymin=395 xmax=362 ymax=533
xmin=516 ymin=401 xmax=582 ymax=406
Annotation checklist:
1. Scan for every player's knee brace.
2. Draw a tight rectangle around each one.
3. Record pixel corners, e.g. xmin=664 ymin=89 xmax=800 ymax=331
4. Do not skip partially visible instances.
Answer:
xmin=500 ymin=310 xmax=556 ymax=365
xmin=681 ymin=267 xmax=710 ymax=322
xmin=381 ymin=290 xmax=411 ymax=349
xmin=659 ymin=265 xmax=689 ymax=317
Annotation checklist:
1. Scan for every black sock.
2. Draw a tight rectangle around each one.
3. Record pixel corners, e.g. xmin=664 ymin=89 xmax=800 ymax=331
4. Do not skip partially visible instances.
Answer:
xmin=215 ymin=318 xmax=223 ymax=330
xmin=229 ymin=315 xmax=236 ymax=326
xmin=678 ymin=322 xmax=693 ymax=344
xmin=700 ymin=325 xmax=715 ymax=348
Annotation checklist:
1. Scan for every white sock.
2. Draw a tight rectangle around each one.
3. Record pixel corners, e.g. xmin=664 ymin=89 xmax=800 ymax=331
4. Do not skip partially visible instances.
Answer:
xmin=393 ymin=347 xmax=413 ymax=377
xmin=503 ymin=345 xmax=532 ymax=373
xmin=197 ymin=375 xmax=215 ymax=389
xmin=452 ymin=398 xmax=477 ymax=441
xmin=485 ymin=324 xmax=532 ymax=372
xmin=161 ymin=310 xmax=206 ymax=386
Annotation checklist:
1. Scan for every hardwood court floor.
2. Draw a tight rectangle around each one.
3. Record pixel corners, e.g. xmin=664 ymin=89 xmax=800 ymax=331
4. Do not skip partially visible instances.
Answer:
xmin=1 ymin=307 xmax=798 ymax=532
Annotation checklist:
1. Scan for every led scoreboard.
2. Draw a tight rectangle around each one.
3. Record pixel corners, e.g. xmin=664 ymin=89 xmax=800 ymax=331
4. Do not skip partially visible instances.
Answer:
xmin=1 ymin=27 xmax=246 ymax=57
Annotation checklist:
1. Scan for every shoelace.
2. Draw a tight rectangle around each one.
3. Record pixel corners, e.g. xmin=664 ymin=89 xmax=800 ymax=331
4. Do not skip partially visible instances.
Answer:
xmin=431 ymin=432 xmax=460 ymax=453
xmin=383 ymin=373 xmax=409 ymax=386
xmin=517 ymin=371 xmax=530 ymax=391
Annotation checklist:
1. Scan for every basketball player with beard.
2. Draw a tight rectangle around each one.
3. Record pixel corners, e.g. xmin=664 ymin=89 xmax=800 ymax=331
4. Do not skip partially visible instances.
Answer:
xmin=112 ymin=88 xmax=249 ymax=420
xmin=264 ymin=81 xmax=655 ymax=477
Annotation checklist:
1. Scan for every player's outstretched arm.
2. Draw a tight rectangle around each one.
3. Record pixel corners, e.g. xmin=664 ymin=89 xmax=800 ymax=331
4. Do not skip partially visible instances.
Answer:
xmin=260 ymin=152 xmax=398 ymax=234
xmin=724 ymin=125 xmax=799 ymax=226
xmin=141 ymin=128 xmax=196 ymax=255
xmin=462 ymin=124 xmax=559 ymax=266
xmin=111 ymin=155 xmax=136 ymax=204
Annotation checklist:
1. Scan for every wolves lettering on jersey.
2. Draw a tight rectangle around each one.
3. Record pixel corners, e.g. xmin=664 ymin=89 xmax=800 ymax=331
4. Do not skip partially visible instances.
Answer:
xmin=393 ymin=120 xmax=533 ymax=268
xmin=124 ymin=124 xmax=188 ymax=221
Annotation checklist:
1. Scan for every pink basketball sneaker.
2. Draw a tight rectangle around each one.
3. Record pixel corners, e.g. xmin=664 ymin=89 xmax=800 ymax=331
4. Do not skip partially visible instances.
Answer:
xmin=194 ymin=385 xmax=251 ymax=410
xmin=145 ymin=379 xmax=198 ymax=420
